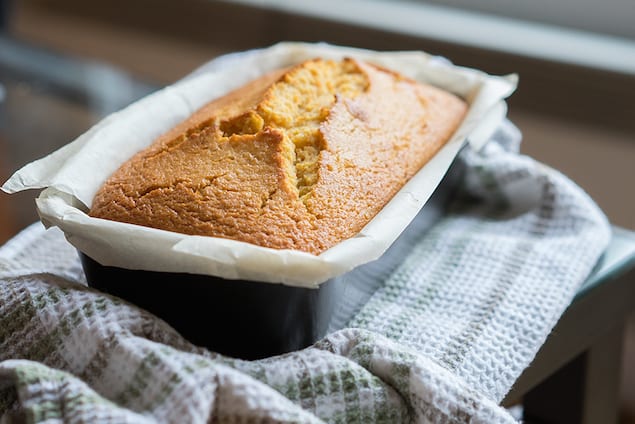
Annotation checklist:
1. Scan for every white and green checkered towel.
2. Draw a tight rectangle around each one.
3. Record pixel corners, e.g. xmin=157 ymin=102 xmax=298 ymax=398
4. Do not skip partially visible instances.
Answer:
xmin=0 ymin=121 xmax=611 ymax=423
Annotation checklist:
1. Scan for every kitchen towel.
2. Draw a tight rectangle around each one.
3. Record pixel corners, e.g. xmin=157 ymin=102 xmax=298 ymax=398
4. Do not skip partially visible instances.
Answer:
xmin=0 ymin=120 xmax=611 ymax=423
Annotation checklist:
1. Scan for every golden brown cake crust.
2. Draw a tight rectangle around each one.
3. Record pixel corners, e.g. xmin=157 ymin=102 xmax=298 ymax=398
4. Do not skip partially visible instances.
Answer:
xmin=89 ymin=58 xmax=467 ymax=254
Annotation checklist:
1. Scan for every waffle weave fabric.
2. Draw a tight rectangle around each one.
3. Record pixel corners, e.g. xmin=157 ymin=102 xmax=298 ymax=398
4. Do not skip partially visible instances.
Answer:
xmin=0 ymin=121 xmax=610 ymax=423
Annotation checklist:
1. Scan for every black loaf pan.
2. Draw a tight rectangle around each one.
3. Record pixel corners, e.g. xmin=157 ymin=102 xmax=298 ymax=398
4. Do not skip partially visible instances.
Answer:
xmin=80 ymin=154 xmax=465 ymax=360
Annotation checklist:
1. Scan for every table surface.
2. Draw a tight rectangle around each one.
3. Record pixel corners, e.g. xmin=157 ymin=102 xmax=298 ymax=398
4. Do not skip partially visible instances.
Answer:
xmin=578 ymin=226 xmax=635 ymax=299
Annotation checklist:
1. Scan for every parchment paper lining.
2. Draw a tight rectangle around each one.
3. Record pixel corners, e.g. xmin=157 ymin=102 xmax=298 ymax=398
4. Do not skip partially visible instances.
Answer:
xmin=2 ymin=42 xmax=516 ymax=287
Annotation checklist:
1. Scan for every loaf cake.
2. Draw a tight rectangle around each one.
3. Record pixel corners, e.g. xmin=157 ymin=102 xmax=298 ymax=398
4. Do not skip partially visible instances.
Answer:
xmin=89 ymin=58 xmax=467 ymax=254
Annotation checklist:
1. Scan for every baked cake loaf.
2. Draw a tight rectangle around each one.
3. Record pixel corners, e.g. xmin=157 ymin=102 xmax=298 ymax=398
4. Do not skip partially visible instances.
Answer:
xmin=89 ymin=58 xmax=467 ymax=254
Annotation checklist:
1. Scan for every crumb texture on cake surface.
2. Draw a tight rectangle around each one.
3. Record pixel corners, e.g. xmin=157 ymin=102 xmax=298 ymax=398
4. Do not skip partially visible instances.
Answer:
xmin=89 ymin=58 xmax=467 ymax=254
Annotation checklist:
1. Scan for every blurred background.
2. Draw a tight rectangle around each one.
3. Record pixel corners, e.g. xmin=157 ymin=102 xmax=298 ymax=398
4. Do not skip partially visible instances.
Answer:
xmin=0 ymin=0 xmax=633 ymax=421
